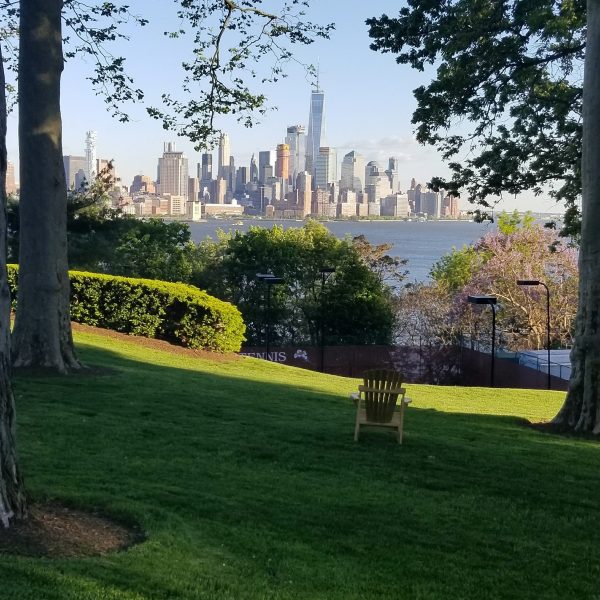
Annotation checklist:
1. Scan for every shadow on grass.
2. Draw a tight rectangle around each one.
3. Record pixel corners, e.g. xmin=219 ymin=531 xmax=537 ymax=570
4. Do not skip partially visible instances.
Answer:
xmin=4 ymin=341 xmax=600 ymax=599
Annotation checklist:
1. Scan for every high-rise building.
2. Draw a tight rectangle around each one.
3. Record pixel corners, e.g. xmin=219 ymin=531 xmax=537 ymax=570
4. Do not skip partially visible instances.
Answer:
xmin=157 ymin=142 xmax=189 ymax=201
xmin=364 ymin=161 xmax=392 ymax=202
xmin=228 ymin=156 xmax=236 ymax=192
xmin=385 ymin=157 xmax=400 ymax=193
xmin=6 ymin=161 xmax=16 ymax=195
xmin=275 ymin=144 xmax=290 ymax=181
xmin=63 ymin=155 xmax=86 ymax=189
xmin=250 ymin=154 xmax=258 ymax=182
xmin=295 ymin=171 xmax=312 ymax=217
xmin=420 ymin=188 xmax=441 ymax=218
xmin=305 ymin=87 xmax=325 ymax=179
xmin=218 ymin=133 xmax=230 ymax=183
xmin=200 ymin=153 xmax=213 ymax=181
xmin=340 ymin=151 xmax=364 ymax=192
xmin=258 ymin=150 xmax=272 ymax=184
xmin=285 ymin=125 xmax=306 ymax=185
xmin=130 ymin=175 xmax=155 ymax=195
xmin=236 ymin=167 xmax=249 ymax=193
xmin=188 ymin=176 xmax=200 ymax=202
xmin=85 ymin=130 xmax=98 ymax=183
xmin=315 ymin=147 xmax=337 ymax=189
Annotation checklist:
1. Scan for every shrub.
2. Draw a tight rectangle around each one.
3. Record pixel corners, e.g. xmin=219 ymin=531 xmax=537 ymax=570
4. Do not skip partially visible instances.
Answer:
xmin=7 ymin=265 xmax=245 ymax=352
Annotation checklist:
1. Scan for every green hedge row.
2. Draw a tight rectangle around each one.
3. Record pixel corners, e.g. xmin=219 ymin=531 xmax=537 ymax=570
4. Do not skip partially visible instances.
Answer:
xmin=7 ymin=266 xmax=246 ymax=352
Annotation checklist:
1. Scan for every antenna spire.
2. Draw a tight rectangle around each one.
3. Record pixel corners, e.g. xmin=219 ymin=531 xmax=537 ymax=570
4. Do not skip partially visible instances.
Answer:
xmin=316 ymin=61 xmax=320 ymax=92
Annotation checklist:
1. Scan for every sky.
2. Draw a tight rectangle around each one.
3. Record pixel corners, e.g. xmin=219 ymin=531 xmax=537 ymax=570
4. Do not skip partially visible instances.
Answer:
xmin=5 ymin=0 xmax=564 ymax=214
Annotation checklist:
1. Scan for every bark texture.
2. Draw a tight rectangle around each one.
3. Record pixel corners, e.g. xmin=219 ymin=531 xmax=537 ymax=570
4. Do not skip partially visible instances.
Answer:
xmin=553 ymin=0 xmax=600 ymax=433
xmin=0 ymin=46 xmax=27 ymax=527
xmin=12 ymin=0 xmax=80 ymax=373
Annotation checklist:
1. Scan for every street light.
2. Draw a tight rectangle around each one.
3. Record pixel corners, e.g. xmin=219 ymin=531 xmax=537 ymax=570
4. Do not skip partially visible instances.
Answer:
xmin=319 ymin=267 xmax=336 ymax=372
xmin=517 ymin=279 xmax=551 ymax=390
xmin=256 ymin=273 xmax=284 ymax=361
xmin=468 ymin=295 xmax=498 ymax=387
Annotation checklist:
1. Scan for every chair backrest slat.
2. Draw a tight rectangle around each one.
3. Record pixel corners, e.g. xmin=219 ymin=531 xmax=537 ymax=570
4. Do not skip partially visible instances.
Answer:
xmin=362 ymin=369 xmax=403 ymax=423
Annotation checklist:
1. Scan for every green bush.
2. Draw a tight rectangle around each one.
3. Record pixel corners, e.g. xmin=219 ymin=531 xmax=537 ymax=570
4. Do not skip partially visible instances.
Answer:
xmin=7 ymin=265 xmax=245 ymax=352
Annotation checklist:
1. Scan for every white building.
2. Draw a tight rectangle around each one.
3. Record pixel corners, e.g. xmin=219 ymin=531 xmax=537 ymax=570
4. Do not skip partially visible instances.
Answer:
xmin=315 ymin=146 xmax=337 ymax=189
xmin=340 ymin=151 xmax=365 ymax=192
xmin=157 ymin=143 xmax=189 ymax=202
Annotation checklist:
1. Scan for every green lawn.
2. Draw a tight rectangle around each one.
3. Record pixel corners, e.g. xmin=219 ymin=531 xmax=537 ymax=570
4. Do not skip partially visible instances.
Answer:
xmin=2 ymin=329 xmax=599 ymax=599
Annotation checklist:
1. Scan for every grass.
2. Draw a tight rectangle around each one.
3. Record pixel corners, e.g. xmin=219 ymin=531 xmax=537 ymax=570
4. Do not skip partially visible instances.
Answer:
xmin=2 ymin=329 xmax=600 ymax=599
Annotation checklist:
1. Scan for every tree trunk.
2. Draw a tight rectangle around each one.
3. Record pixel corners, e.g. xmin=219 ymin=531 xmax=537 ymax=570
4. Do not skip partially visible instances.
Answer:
xmin=0 ymin=46 xmax=27 ymax=527
xmin=553 ymin=0 xmax=600 ymax=433
xmin=12 ymin=0 xmax=81 ymax=373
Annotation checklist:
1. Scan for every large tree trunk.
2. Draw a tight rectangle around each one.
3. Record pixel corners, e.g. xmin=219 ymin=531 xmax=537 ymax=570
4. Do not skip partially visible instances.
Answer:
xmin=553 ymin=0 xmax=600 ymax=433
xmin=12 ymin=0 xmax=80 ymax=373
xmin=0 ymin=46 xmax=27 ymax=527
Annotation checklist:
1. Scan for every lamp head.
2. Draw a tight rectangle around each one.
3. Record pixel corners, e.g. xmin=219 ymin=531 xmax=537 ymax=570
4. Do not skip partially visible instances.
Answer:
xmin=467 ymin=295 xmax=497 ymax=305
xmin=516 ymin=280 xmax=541 ymax=286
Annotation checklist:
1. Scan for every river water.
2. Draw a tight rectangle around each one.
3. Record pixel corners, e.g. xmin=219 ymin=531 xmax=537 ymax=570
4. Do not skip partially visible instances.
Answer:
xmin=187 ymin=219 xmax=493 ymax=282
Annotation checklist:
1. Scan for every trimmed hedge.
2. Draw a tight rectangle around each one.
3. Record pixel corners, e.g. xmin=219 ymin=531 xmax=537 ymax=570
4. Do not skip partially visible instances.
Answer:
xmin=7 ymin=265 xmax=246 ymax=352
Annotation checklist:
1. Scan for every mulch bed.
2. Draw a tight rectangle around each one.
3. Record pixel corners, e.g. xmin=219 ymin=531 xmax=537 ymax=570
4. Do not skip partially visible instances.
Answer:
xmin=0 ymin=503 xmax=145 ymax=558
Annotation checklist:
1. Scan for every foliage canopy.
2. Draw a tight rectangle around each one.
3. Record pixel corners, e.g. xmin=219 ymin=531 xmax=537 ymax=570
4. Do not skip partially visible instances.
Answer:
xmin=367 ymin=1 xmax=585 ymax=235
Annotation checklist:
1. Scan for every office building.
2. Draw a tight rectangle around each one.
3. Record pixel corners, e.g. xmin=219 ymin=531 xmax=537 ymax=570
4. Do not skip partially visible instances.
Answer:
xmin=236 ymin=167 xmax=249 ymax=193
xmin=85 ymin=130 xmax=97 ymax=182
xmin=381 ymin=193 xmax=410 ymax=218
xmin=305 ymin=87 xmax=326 ymax=178
xmin=218 ymin=133 xmax=230 ymax=180
xmin=188 ymin=176 xmax=200 ymax=202
xmin=200 ymin=153 xmax=213 ymax=181
xmin=285 ymin=125 xmax=306 ymax=184
xmin=250 ymin=154 xmax=258 ymax=182
xmin=315 ymin=146 xmax=337 ymax=189
xmin=340 ymin=151 xmax=364 ymax=192
xmin=275 ymin=144 xmax=290 ymax=181
xmin=157 ymin=142 xmax=189 ymax=201
xmin=63 ymin=155 xmax=86 ymax=189
xmin=385 ymin=157 xmax=400 ymax=193
xmin=296 ymin=171 xmax=312 ymax=217
xmin=130 ymin=175 xmax=155 ymax=195
xmin=420 ymin=189 xmax=441 ymax=218
xmin=258 ymin=150 xmax=272 ymax=184
xmin=6 ymin=161 xmax=16 ymax=195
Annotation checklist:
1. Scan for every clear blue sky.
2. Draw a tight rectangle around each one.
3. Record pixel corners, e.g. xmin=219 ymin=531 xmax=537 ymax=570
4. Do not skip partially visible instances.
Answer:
xmin=5 ymin=0 xmax=561 ymax=213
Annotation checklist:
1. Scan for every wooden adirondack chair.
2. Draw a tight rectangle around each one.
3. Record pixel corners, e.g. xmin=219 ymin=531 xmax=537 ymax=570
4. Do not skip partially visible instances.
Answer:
xmin=351 ymin=369 xmax=411 ymax=444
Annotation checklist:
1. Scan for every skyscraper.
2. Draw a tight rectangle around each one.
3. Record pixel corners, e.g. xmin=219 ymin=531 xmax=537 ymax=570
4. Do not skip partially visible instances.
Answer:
xmin=285 ymin=125 xmax=306 ymax=185
xmin=305 ymin=87 xmax=326 ymax=179
xmin=315 ymin=147 xmax=337 ymax=189
xmin=340 ymin=151 xmax=365 ymax=192
xmin=85 ymin=130 xmax=97 ymax=183
xmin=250 ymin=154 xmax=258 ymax=182
xmin=276 ymin=144 xmax=290 ymax=181
xmin=6 ymin=161 xmax=16 ymax=195
xmin=63 ymin=155 xmax=86 ymax=189
xmin=386 ymin=157 xmax=400 ymax=193
xmin=218 ymin=133 xmax=230 ymax=181
xmin=157 ymin=142 xmax=189 ymax=202
xmin=258 ymin=150 xmax=272 ymax=184
xmin=296 ymin=171 xmax=312 ymax=217
xmin=200 ymin=153 xmax=213 ymax=181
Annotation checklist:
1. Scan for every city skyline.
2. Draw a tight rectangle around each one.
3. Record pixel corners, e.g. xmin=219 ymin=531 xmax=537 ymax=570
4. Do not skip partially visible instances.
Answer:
xmin=4 ymin=0 xmax=562 ymax=213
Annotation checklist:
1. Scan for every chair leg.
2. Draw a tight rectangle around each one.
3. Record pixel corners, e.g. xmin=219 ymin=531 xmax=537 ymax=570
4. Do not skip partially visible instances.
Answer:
xmin=354 ymin=421 xmax=360 ymax=442
xmin=397 ymin=405 xmax=405 ymax=445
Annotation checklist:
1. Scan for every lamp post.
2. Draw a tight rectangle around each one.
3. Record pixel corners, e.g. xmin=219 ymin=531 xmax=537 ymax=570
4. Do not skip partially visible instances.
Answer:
xmin=256 ymin=273 xmax=284 ymax=361
xmin=517 ymin=279 xmax=551 ymax=390
xmin=468 ymin=295 xmax=498 ymax=387
xmin=319 ymin=267 xmax=336 ymax=372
